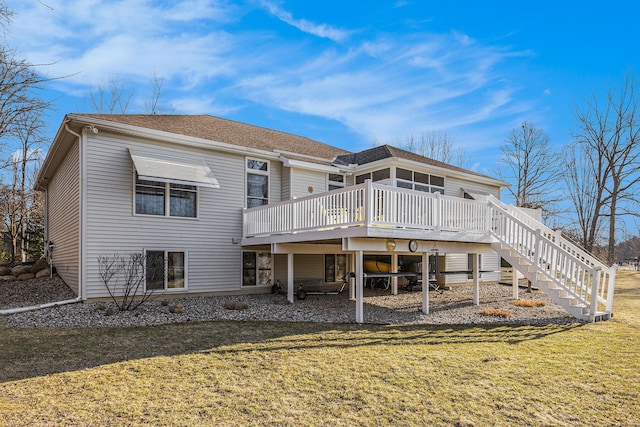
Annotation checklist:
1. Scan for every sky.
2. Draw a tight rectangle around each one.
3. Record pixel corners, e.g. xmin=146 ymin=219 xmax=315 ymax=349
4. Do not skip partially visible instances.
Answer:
xmin=4 ymin=0 xmax=639 ymax=179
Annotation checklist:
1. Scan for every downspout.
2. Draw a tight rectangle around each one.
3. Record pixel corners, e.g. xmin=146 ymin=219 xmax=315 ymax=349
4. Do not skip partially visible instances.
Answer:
xmin=64 ymin=122 xmax=85 ymax=302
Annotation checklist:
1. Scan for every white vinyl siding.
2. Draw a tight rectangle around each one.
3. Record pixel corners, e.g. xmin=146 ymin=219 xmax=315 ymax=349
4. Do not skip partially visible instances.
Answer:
xmin=46 ymin=139 xmax=80 ymax=294
xmin=83 ymin=132 xmax=249 ymax=298
xmin=442 ymin=253 xmax=469 ymax=284
xmin=444 ymin=176 xmax=501 ymax=199
xmin=282 ymin=166 xmax=291 ymax=200
xmin=290 ymin=168 xmax=327 ymax=198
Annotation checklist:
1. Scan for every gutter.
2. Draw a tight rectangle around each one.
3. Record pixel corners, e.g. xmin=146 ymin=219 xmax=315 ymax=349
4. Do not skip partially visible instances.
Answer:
xmin=0 ymin=297 xmax=82 ymax=316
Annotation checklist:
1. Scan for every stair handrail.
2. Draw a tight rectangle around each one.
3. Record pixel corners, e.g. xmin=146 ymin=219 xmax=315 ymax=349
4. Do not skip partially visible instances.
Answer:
xmin=486 ymin=195 xmax=613 ymax=272
xmin=487 ymin=197 xmax=616 ymax=316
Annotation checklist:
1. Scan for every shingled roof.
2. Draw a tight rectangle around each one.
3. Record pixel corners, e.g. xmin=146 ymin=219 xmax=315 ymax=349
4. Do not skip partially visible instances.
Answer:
xmin=335 ymin=144 xmax=497 ymax=180
xmin=75 ymin=114 xmax=349 ymax=162
xmin=73 ymin=114 xmax=502 ymax=183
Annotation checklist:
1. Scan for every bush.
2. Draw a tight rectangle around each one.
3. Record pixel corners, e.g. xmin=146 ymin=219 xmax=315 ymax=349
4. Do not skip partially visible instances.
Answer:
xmin=479 ymin=308 xmax=512 ymax=318
xmin=98 ymin=253 xmax=164 ymax=311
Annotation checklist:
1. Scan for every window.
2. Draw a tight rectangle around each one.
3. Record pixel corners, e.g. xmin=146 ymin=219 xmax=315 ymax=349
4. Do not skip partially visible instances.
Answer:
xmin=135 ymin=177 xmax=197 ymax=217
xmin=328 ymin=173 xmax=345 ymax=191
xmin=355 ymin=169 xmax=390 ymax=184
xmin=395 ymin=168 xmax=445 ymax=193
xmin=243 ymin=251 xmax=272 ymax=286
xmin=145 ymin=250 xmax=186 ymax=291
xmin=246 ymin=158 xmax=269 ymax=208
xmin=325 ymin=254 xmax=347 ymax=282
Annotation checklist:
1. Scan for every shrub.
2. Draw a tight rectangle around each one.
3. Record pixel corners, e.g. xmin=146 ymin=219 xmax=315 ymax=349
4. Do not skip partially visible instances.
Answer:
xmin=98 ymin=253 xmax=164 ymax=311
xmin=514 ymin=300 xmax=546 ymax=308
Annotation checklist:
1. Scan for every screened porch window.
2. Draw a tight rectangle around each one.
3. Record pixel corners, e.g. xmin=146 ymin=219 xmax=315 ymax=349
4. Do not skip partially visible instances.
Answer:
xmin=395 ymin=168 xmax=445 ymax=193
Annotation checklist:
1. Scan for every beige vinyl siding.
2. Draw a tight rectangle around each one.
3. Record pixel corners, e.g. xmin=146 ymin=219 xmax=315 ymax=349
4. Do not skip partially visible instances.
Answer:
xmin=281 ymin=166 xmax=291 ymax=200
xmin=47 ymin=139 xmax=80 ymax=294
xmin=290 ymin=168 xmax=327 ymax=198
xmin=480 ymin=253 xmax=500 ymax=282
xmin=83 ymin=132 xmax=253 ymax=298
xmin=294 ymin=254 xmax=324 ymax=280
xmin=443 ymin=253 xmax=468 ymax=284
xmin=444 ymin=176 xmax=501 ymax=199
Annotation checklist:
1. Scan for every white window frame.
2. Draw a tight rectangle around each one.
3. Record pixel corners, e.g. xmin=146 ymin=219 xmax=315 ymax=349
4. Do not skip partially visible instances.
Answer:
xmin=395 ymin=167 xmax=445 ymax=194
xmin=144 ymin=249 xmax=188 ymax=292
xmin=133 ymin=175 xmax=199 ymax=219
xmin=241 ymin=250 xmax=272 ymax=287
xmin=246 ymin=158 xmax=270 ymax=208
xmin=328 ymin=173 xmax=345 ymax=191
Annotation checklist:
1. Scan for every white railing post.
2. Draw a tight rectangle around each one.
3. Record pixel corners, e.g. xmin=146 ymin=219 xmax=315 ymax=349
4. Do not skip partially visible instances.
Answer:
xmin=435 ymin=192 xmax=441 ymax=231
xmin=590 ymin=266 xmax=601 ymax=320
xmin=606 ymin=265 xmax=617 ymax=313
xmin=364 ymin=180 xmax=372 ymax=227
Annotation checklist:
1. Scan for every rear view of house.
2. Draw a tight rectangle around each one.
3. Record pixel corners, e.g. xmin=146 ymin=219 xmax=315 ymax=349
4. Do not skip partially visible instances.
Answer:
xmin=36 ymin=114 xmax=616 ymax=322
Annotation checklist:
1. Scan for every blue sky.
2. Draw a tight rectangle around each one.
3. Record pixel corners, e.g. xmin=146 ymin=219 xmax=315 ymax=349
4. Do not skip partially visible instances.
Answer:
xmin=5 ymin=0 xmax=639 ymax=178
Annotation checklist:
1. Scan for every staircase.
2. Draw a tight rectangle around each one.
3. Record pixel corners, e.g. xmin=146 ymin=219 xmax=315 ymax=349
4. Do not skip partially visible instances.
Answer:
xmin=486 ymin=197 xmax=617 ymax=322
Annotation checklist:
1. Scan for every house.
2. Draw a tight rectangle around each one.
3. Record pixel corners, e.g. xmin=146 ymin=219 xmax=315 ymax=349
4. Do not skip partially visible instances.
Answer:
xmin=36 ymin=114 xmax=616 ymax=322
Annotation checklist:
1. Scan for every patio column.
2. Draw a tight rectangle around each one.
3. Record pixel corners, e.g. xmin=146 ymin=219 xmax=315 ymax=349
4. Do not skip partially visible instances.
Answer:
xmin=421 ymin=251 xmax=429 ymax=314
xmin=472 ymin=253 xmax=480 ymax=305
xmin=355 ymin=250 xmax=364 ymax=323
xmin=391 ymin=252 xmax=398 ymax=295
xmin=512 ymin=266 xmax=519 ymax=300
xmin=287 ymin=253 xmax=294 ymax=303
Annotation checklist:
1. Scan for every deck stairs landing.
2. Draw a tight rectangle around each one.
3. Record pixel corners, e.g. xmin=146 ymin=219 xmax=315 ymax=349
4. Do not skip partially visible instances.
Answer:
xmin=487 ymin=196 xmax=616 ymax=322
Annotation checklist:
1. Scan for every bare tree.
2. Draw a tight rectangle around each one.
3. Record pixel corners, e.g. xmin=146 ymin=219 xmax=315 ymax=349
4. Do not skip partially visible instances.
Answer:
xmin=0 ymin=115 xmax=44 ymax=262
xmin=561 ymin=142 xmax=605 ymax=250
xmin=573 ymin=71 xmax=640 ymax=262
xmin=402 ymin=131 xmax=467 ymax=166
xmin=85 ymin=77 xmax=134 ymax=114
xmin=496 ymin=121 xmax=560 ymax=213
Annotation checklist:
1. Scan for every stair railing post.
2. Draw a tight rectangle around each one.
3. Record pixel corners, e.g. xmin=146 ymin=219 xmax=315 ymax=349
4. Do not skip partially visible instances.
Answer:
xmin=590 ymin=266 xmax=601 ymax=321
xmin=606 ymin=265 xmax=617 ymax=313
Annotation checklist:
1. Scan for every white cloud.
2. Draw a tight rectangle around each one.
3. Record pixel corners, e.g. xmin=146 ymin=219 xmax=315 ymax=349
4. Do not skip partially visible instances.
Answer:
xmin=259 ymin=1 xmax=351 ymax=42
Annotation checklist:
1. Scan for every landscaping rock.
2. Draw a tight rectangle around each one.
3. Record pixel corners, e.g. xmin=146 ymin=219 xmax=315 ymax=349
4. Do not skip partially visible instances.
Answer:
xmin=35 ymin=268 xmax=51 ymax=278
xmin=31 ymin=259 xmax=49 ymax=274
xmin=0 ymin=275 xmax=16 ymax=281
xmin=169 ymin=303 xmax=183 ymax=314
xmin=18 ymin=273 xmax=35 ymax=281
xmin=11 ymin=265 xmax=30 ymax=276
xmin=0 ymin=267 xmax=11 ymax=276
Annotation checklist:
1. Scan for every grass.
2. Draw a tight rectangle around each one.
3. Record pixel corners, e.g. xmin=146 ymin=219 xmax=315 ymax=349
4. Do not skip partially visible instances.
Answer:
xmin=514 ymin=300 xmax=547 ymax=308
xmin=479 ymin=308 xmax=513 ymax=317
xmin=0 ymin=272 xmax=638 ymax=426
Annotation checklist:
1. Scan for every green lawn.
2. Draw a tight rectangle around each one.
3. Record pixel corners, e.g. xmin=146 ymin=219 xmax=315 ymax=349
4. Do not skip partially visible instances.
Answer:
xmin=1 ymin=271 xmax=638 ymax=426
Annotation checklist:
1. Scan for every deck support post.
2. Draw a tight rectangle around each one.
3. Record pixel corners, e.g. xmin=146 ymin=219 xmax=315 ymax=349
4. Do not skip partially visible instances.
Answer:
xmin=391 ymin=252 xmax=398 ymax=295
xmin=355 ymin=250 xmax=364 ymax=323
xmin=349 ymin=253 xmax=356 ymax=300
xmin=472 ymin=253 xmax=480 ymax=305
xmin=287 ymin=253 xmax=294 ymax=303
xmin=512 ymin=266 xmax=519 ymax=300
xmin=421 ymin=251 xmax=429 ymax=314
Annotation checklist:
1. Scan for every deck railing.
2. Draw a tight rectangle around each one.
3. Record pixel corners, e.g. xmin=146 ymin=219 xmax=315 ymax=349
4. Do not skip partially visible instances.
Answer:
xmin=243 ymin=180 xmax=490 ymax=238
